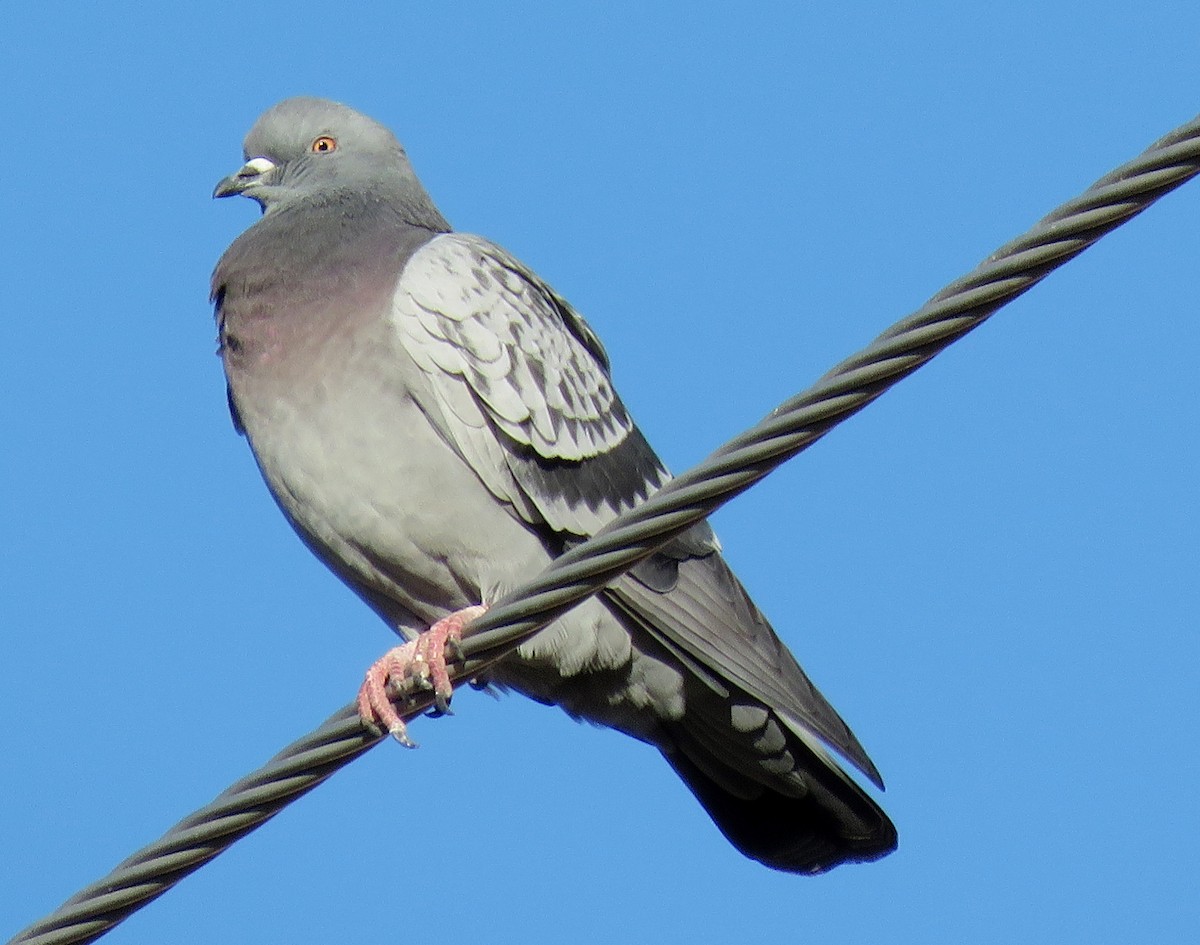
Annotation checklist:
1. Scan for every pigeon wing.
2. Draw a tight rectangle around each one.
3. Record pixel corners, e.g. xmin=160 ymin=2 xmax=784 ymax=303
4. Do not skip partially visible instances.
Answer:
xmin=389 ymin=231 xmax=880 ymax=783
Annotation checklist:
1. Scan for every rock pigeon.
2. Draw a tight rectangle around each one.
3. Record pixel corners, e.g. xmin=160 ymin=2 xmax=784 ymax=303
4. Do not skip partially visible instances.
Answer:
xmin=212 ymin=97 xmax=896 ymax=873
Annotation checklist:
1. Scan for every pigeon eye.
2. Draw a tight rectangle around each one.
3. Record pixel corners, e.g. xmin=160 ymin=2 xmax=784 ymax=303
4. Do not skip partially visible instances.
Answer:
xmin=311 ymin=136 xmax=338 ymax=154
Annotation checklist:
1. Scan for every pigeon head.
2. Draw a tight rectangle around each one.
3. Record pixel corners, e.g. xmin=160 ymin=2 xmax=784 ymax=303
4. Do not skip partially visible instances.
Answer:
xmin=213 ymin=97 xmax=439 ymax=223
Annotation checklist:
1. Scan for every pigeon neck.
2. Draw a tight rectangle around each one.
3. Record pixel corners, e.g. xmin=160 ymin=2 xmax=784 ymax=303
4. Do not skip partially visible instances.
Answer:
xmin=269 ymin=179 xmax=450 ymax=234
xmin=213 ymin=192 xmax=441 ymax=374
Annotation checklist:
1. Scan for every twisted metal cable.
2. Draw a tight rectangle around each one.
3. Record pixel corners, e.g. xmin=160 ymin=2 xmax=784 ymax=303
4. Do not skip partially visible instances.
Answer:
xmin=10 ymin=114 xmax=1200 ymax=945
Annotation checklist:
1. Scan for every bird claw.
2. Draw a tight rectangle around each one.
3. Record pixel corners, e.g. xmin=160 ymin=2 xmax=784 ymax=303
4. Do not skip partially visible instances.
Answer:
xmin=356 ymin=604 xmax=487 ymax=744
xmin=443 ymin=637 xmax=465 ymax=664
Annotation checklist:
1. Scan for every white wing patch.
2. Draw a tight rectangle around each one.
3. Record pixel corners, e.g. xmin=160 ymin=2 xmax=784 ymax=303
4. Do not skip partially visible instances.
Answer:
xmin=392 ymin=233 xmax=632 ymax=462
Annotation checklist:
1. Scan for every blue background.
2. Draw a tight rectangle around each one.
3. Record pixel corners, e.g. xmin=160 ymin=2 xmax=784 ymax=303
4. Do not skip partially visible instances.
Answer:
xmin=3 ymin=3 xmax=1198 ymax=942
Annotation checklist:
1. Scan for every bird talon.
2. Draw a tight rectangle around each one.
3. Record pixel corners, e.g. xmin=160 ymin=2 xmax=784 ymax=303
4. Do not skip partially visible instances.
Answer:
xmin=355 ymin=604 xmax=487 ymax=742
xmin=389 ymin=722 xmax=418 ymax=748
xmin=431 ymin=690 xmax=455 ymax=716
xmin=408 ymin=660 xmax=433 ymax=690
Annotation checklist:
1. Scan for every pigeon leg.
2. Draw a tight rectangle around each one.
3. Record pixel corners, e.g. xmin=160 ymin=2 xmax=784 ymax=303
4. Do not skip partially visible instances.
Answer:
xmin=356 ymin=604 xmax=488 ymax=746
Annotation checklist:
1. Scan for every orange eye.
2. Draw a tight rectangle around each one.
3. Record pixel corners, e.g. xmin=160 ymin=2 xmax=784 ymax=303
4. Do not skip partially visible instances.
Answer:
xmin=311 ymin=136 xmax=338 ymax=154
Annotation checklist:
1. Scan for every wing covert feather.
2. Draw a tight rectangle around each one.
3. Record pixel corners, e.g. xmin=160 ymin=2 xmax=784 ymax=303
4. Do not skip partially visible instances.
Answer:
xmin=390 ymin=233 xmax=672 ymax=535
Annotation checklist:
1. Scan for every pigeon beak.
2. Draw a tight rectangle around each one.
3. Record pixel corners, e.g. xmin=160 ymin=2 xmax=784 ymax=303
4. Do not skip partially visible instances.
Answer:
xmin=213 ymin=157 xmax=277 ymax=198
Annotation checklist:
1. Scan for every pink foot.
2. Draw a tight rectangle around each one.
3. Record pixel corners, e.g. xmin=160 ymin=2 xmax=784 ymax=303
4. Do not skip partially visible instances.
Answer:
xmin=357 ymin=604 xmax=488 ymax=746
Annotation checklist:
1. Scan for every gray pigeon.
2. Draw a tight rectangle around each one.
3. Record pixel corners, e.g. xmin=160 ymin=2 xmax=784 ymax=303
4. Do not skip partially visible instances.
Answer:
xmin=212 ymin=97 xmax=896 ymax=873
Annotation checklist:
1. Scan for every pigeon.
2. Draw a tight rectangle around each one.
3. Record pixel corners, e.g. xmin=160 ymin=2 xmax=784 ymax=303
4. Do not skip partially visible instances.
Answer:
xmin=212 ymin=97 xmax=896 ymax=874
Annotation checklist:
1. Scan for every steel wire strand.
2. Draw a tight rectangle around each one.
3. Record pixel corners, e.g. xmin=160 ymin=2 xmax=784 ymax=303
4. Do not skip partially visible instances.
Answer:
xmin=9 ymin=114 xmax=1200 ymax=945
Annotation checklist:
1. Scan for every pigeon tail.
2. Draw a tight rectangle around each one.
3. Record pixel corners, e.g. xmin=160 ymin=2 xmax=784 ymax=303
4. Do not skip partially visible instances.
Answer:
xmin=663 ymin=732 xmax=897 ymax=874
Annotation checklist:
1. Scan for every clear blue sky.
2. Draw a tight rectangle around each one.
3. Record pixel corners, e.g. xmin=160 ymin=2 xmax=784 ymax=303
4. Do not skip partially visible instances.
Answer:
xmin=3 ymin=3 xmax=1198 ymax=942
